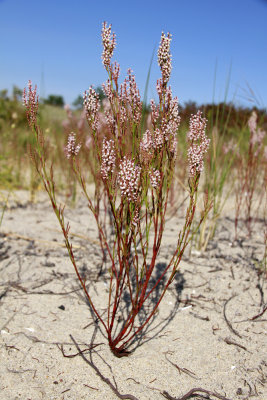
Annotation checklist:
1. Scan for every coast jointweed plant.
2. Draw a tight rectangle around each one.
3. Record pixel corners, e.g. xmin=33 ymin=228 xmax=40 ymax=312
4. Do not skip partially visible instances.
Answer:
xmin=24 ymin=22 xmax=211 ymax=357
xmin=234 ymin=111 xmax=266 ymax=238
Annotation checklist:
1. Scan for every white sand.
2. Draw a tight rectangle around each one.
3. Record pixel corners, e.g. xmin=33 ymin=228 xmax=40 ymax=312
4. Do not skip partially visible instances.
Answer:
xmin=0 ymin=191 xmax=266 ymax=400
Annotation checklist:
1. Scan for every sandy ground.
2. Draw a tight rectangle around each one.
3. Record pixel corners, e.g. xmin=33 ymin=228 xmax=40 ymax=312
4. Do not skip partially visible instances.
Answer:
xmin=0 ymin=190 xmax=266 ymax=400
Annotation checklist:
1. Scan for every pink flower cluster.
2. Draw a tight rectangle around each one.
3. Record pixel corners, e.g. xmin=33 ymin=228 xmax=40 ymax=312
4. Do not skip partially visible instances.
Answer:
xmin=111 ymin=61 xmax=120 ymax=84
xmin=140 ymin=130 xmax=153 ymax=163
xmin=65 ymin=133 xmax=81 ymax=159
xmin=251 ymin=128 xmax=265 ymax=147
xmin=101 ymin=138 xmax=116 ymax=180
xmin=127 ymin=69 xmax=142 ymax=123
xmin=165 ymin=88 xmax=180 ymax=127
xmin=248 ymin=112 xmax=266 ymax=147
xmin=102 ymin=80 xmax=113 ymax=101
xmin=222 ymin=139 xmax=238 ymax=155
xmin=170 ymin=136 xmax=178 ymax=159
xmin=247 ymin=111 xmax=266 ymax=158
xmin=153 ymin=128 xmax=164 ymax=150
xmin=157 ymin=32 xmax=172 ymax=84
xmin=118 ymin=69 xmax=142 ymax=125
xmin=23 ymin=80 xmax=39 ymax=127
xmin=248 ymin=111 xmax=257 ymax=136
xmin=83 ymin=87 xmax=100 ymax=130
xmin=150 ymin=87 xmax=180 ymax=157
xmin=131 ymin=207 xmax=140 ymax=228
xmin=118 ymin=157 xmax=141 ymax=202
xmin=101 ymin=22 xmax=116 ymax=68
xmin=188 ymin=111 xmax=210 ymax=176
xmin=149 ymin=168 xmax=161 ymax=189
xmin=161 ymin=96 xmax=180 ymax=142
xmin=150 ymin=99 xmax=159 ymax=124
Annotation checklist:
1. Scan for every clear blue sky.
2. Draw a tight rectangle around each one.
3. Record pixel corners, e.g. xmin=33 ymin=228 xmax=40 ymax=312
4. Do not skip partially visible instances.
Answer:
xmin=0 ymin=0 xmax=267 ymax=108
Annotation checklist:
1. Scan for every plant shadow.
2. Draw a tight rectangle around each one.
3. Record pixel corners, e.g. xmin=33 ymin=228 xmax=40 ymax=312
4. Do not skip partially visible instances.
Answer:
xmin=79 ymin=261 xmax=186 ymax=355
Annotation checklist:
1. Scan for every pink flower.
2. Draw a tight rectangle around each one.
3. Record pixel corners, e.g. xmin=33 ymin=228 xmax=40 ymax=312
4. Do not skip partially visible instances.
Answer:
xmin=127 ymin=69 xmax=142 ymax=123
xmin=102 ymin=98 xmax=111 ymax=111
xmin=150 ymin=99 xmax=159 ymax=125
xmin=101 ymin=22 xmax=116 ymax=68
xmin=251 ymin=128 xmax=265 ymax=146
xmin=157 ymin=32 xmax=172 ymax=84
xmin=248 ymin=111 xmax=257 ymax=136
xmin=101 ymin=138 xmax=116 ymax=180
xmin=170 ymin=136 xmax=177 ymax=159
xmin=83 ymin=87 xmax=100 ymax=130
xmin=149 ymin=168 xmax=161 ymax=189
xmin=111 ymin=61 xmax=120 ymax=83
xmin=23 ymin=80 xmax=39 ymax=128
xmin=131 ymin=207 xmax=140 ymax=228
xmin=248 ymin=111 xmax=266 ymax=151
xmin=153 ymin=128 xmax=164 ymax=150
xmin=102 ymin=80 xmax=113 ymax=101
xmin=155 ymin=86 xmax=180 ymax=155
xmin=118 ymin=70 xmax=142 ymax=124
xmin=188 ymin=111 xmax=210 ymax=176
xmin=64 ymin=104 xmax=72 ymax=119
xmin=62 ymin=119 xmax=70 ymax=130
xmin=222 ymin=139 xmax=238 ymax=155
xmin=65 ymin=133 xmax=81 ymax=159
xmin=140 ymin=130 xmax=154 ymax=164
xmin=118 ymin=157 xmax=141 ymax=202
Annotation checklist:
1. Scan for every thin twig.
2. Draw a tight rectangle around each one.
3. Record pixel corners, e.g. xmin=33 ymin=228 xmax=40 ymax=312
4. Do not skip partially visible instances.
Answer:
xmin=161 ymin=387 xmax=232 ymax=400
xmin=2 ymin=231 xmax=84 ymax=249
xmin=70 ymin=334 xmax=139 ymax=400
xmin=126 ymin=378 xmax=141 ymax=385
xmin=9 ymin=282 xmax=81 ymax=296
xmin=224 ymin=337 xmax=250 ymax=352
xmin=164 ymin=353 xmax=198 ymax=380
xmin=249 ymin=303 xmax=267 ymax=320
xmin=57 ymin=343 xmax=102 ymax=358
xmin=83 ymin=384 xmax=99 ymax=391
xmin=61 ymin=389 xmax=71 ymax=394
xmin=0 ymin=288 xmax=8 ymax=301
xmin=223 ymin=294 xmax=242 ymax=338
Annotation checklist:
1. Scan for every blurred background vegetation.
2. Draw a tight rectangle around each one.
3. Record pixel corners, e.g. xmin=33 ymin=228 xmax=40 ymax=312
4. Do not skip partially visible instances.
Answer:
xmin=0 ymin=84 xmax=266 ymax=194
xmin=0 ymin=84 xmax=266 ymax=266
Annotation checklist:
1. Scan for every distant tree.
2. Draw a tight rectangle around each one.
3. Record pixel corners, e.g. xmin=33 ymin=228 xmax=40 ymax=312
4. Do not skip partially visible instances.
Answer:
xmin=0 ymin=89 xmax=8 ymax=100
xmin=181 ymin=100 xmax=198 ymax=114
xmin=12 ymin=85 xmax=23 ymax=102
xmin=44 ymin=94 xmax=64 ymax=107
xmin=72 ymin=94 xmax=83 ymax=109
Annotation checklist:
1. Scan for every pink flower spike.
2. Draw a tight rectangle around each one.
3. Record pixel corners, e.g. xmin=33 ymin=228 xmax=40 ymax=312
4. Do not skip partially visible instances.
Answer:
xmin=149 ymin=168 xmax=161 ymax=189
xmin=65 ymin=132 xmax=81 ymax=159
xmin=101 ymin=137 xmax=116 ymax=180
xmin=140 ymin=130 xmax=154 ymax=164
xmin=140 ymin=130 xmax=153 ymax=152
xmin=157 ymin=32 xmax=172 ymax=84
xmin=83 ymin=87 xmax=100 ymax=130
xmin=153 ymin=128 xmax=164 ymax=150
xmin=23 ymin=80 xmax=39 ymax=128
xmin=118 ymin=157 xmax=141 ymax=203
xmin=188 ymin=111 xmax=210 ymax=176
xmin=101 ymin=22 xmax=116 ymax=68
xmin=248 ymin=111 xmax=257 ymax=136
